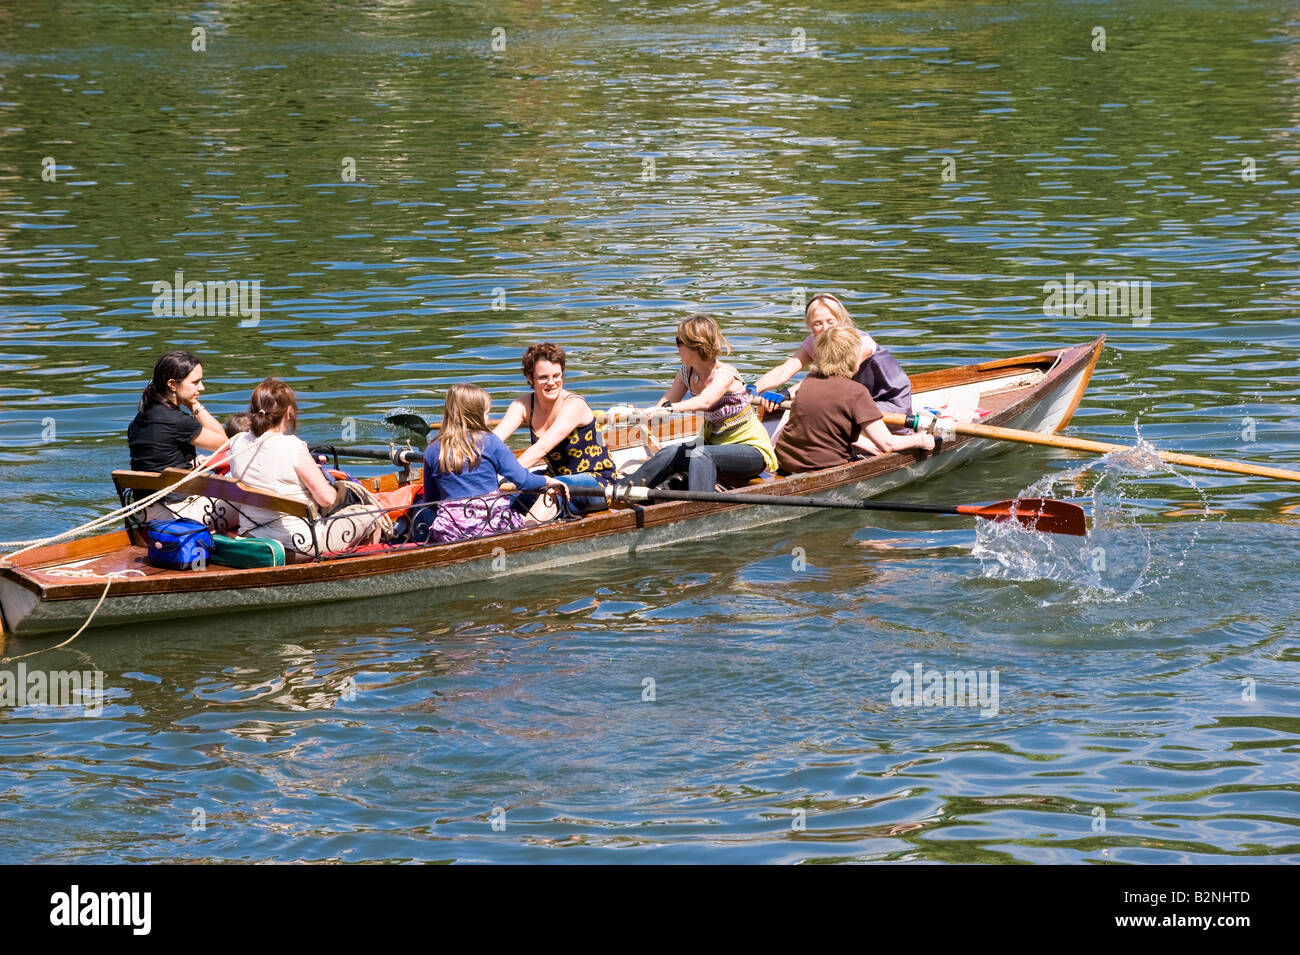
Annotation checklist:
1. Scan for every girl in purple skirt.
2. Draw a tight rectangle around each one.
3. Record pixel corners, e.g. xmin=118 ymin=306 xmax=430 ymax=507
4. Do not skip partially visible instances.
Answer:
xmin=420 ymin=384 xmax=569 ymax=544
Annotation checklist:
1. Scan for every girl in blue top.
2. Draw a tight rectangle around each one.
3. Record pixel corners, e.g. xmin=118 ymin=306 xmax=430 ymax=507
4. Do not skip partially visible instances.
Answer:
xmin=421 ymin=384 xmax=568 ymax=544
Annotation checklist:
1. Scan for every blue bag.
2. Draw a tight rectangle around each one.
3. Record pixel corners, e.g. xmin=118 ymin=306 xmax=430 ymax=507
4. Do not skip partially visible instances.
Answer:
xmin=144 ymin=518 xmax=214 ymax=571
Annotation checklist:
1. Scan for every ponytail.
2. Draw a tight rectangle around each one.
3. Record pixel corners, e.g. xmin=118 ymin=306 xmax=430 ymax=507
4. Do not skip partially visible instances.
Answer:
xmin=140 ymin=350 xmax=201 ymax=413
xmin=139 ymin=381 xmax=162 ymax=413
xmin=247 ymin=377 xmax=298 ymax=437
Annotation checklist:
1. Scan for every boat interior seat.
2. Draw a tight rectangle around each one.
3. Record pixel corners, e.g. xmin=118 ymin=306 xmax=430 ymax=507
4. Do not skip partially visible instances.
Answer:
xmin=112 ymin=468 xmax=320 ymax=543
xmin=716 ymin=474 xmax=776 ymax=490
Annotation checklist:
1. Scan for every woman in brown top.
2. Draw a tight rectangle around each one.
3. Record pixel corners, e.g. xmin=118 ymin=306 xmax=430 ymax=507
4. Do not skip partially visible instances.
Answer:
xmin=775 ymin=326 xmax=934 ymax=475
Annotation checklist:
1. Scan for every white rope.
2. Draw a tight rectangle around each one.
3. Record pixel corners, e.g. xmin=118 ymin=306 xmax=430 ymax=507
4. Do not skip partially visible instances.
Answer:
xmin=0 ymin=569 xmax=145 ymax=662
xmin=0 ymin=432 xmax=272 ymax=564
xmin=0 ymin=431 xmax=278 ymax=651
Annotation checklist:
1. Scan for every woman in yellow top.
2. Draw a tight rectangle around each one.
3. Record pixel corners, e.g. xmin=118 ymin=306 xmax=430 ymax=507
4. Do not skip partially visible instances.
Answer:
xmin=629 ymin=314 xmax=778 ymax=492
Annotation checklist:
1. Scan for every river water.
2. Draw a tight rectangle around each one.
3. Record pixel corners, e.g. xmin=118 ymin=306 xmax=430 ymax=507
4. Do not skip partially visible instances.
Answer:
xmin=1 ymin=1 xmax=1298 ymax=863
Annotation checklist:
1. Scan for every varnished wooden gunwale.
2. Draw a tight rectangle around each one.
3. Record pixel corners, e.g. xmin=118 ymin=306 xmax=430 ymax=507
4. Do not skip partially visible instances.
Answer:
xmin=1 ymin=338 xmax=1104 ymax=609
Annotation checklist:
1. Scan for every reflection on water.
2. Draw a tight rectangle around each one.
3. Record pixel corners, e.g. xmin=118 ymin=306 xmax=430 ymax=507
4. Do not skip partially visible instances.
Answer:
xmin=1 ymin=0 xmax=1299 ymax=862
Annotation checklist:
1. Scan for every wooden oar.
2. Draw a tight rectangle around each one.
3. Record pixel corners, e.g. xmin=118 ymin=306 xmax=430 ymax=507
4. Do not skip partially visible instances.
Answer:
xmin=562 ymin=486 xmax=1088 ymax=536
xmin=887 ymin=413 xmax=1300 ymax=484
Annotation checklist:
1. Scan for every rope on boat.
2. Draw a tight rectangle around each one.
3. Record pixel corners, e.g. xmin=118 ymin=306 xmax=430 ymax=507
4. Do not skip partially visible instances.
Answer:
xmin=0 ymin=432 xmax=272 ymax=563
xmin=0 ymin=569 xmax=145 ymax=662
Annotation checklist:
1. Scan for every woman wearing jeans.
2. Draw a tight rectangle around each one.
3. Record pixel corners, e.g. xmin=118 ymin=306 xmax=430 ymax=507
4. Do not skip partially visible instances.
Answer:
xmin=630 ymin=314 xmax=778 ymax=492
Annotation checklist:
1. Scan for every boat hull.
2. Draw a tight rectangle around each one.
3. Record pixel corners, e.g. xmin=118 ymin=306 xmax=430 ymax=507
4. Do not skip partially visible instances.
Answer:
xmin=1 ymin=338 xmax=1103 ymax=636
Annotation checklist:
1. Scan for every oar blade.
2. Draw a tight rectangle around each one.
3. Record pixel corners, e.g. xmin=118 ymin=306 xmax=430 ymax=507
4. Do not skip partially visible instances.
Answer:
xmin=964 ymin=498 xmax=1088 ymax=537
xmin=384 ymin=412 xmax=430 ymax=439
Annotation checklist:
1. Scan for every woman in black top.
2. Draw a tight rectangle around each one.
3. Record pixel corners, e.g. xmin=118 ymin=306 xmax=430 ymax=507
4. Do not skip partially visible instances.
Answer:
xmin=126 ymin=351 xmax=230 ymax=526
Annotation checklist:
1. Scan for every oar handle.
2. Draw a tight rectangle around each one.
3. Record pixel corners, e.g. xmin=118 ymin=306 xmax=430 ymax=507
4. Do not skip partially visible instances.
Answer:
xmin=311 ymin=445 xmax=423 ymax=466
xmin=886 ymin=413 xmax=1300 ymax=484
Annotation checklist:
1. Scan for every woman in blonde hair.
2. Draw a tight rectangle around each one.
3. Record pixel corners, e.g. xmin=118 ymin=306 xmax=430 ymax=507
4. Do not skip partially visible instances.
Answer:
xmin=775 ymin=326 xmax=933 ymax=475
xmin=629 ymin=314 xmax=777 ymax=492
xmin=753 ymin=291 xmax=913 ymax=417
xmin=421 ymin=383 xmax=568 ymax=544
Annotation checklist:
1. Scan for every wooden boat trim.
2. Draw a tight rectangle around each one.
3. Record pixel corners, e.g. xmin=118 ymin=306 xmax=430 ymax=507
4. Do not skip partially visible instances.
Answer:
xmin=1055 ymin=335 xmax=1105 ymax=433
xmin=112 ymin=469 xmax=319 ymax=521
xmin=0 ymin=338 xmax=1105 ymax=628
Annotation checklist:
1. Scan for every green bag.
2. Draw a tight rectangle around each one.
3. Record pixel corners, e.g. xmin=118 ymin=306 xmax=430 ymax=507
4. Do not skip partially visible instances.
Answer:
xmin=211 ymin=534 xmax=287 ymax=568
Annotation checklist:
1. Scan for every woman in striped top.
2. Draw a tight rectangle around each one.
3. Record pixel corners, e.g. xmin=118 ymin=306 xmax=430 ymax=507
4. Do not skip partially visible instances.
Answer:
xmin=629 ymin=314 xmax=777 ymax=492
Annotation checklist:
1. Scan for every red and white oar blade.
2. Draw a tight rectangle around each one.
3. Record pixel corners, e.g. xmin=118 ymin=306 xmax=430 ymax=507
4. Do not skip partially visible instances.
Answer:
xmin=962 ymin=498 xmax=1088 ymax=536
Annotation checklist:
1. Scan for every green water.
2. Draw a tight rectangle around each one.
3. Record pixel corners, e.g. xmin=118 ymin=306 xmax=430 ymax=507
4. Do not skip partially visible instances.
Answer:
xmin=1 ymin=0 xmax=1298 ymax=863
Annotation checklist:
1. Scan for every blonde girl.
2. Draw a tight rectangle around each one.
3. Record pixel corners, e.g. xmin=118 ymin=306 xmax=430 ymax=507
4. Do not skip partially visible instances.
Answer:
xmin=753 ymin=292 xmax=913 ymax=417
xmin=421 ymin=383 xmax=567 ymax=544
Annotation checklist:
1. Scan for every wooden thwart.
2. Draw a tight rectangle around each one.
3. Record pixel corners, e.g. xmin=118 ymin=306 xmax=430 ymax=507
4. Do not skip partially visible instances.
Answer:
xmin=111 ymin=469 xmax=318 ymax=520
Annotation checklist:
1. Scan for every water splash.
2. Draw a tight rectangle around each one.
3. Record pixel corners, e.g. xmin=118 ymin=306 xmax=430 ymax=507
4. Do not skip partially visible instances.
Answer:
xmin=972 ymin=431 xmax=1215 ymax=605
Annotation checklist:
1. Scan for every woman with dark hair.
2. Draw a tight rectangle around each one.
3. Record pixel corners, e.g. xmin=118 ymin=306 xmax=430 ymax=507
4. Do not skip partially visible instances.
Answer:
xmin=127 ymin=350 xmax=227 ymax=471
xmin=491 ymin=342 xmax=616 ymax=514
xmin=226 ymin=378 xmax=342 ymax=555
xmin=127 ymin=350 xmax=231 ymax=525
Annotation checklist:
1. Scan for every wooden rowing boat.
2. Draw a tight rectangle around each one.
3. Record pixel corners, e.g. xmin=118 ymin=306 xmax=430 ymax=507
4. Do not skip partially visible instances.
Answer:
xmin=0 ymin=337 xmax=1104 ymax=637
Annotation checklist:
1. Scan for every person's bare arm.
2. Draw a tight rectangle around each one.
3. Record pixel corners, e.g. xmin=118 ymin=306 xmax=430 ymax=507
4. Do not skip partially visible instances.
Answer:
xmin=753 ymin=352 xmax=808 ymax=397
xmin=294 ymin=443 xmax=340 ymax=510
xmin=672 ymin=362 xmax=737 ymax=413
xmin=644 ymin=374 xmax=688 ymax=414
xmin=491 ymin=399 xmax=528 ymax=443
xmin=753 ymin=353 xmax=807 ymax=412
xmin=517 ymin=396 xmax=591 ymax=470
xmin=187 ymin=400 xmax=229 ymax=452
xmin=853 ymin=419 xmax=934 ymax=456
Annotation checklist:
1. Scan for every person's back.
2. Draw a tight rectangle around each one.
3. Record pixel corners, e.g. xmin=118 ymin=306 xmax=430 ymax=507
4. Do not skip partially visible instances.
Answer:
xmin=227 ymin=430 xmax=314 ymax=546
xmin=776 ymin=374 xmax=881 ymax=474
xmin=128 ymin=400 xmax=199 ymax=473
xmin=419 ymin=383 xmax=558 ymax=544
xmin=423 ymin=432 xmax=529 ymax=501
xmin=223 ymin=377 xmax=339 ymax=555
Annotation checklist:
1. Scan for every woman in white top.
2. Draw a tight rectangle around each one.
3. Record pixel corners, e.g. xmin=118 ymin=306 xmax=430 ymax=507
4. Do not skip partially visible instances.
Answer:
xmin=226 ymin=377 xmax=339 ymax=555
